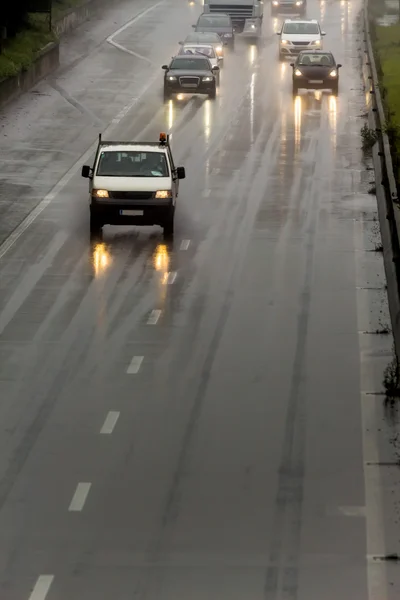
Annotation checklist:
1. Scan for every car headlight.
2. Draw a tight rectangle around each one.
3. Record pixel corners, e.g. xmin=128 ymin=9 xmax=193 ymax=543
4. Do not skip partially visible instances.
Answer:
xmin=272 ymin=1 xmax=279 ymax=5
xmin=296 ymin=1 xmax=303 ymax=4
xmin=167 ymin=76 xmax=177 ymax=81
xmin=216 ymin=46 xmax=223 ymax=53
xmin=313 ymin=40 xmax=321 ymax=45
xmin=202 ymin=76 xmax=214 ymax=82
xmin=93 ymin=189 xmax=109 ymax=198
xmin=224 ymin=33 xmax=232 ymax=37
xmin=294 ymin=69 xmax=303 ymax=76
xmin=329 ymin=69 xmax=337 ymax=77
xmin=155 ymin=190 xmax=172 ymax=199
xmin=280 ymin=39 xmax=288 ymax=45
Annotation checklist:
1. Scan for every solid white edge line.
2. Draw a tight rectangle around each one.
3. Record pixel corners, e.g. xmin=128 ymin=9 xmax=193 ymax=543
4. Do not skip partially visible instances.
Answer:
xmin=69 ymin=482 xmax=92 ymax=511
xmin=28 ymin=575 xmax=54 ymax=600
xmin=100 ymin=411 xmax=120 ymax=434
xmin=0 ymin=2 xmax=164 ymax=262
xmin=127 ymin=355 xmax=144 ymax=374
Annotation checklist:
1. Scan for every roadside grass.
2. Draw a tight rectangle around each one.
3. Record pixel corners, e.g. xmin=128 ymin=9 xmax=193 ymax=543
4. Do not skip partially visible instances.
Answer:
xmin=0 ymin=14 xmax=56 ymax=80
xmin=371 ymin=21 xmax=400 ymax=180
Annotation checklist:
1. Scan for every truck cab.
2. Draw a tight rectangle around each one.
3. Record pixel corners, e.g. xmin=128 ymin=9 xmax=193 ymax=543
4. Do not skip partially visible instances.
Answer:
xmin=203 ymin=0 xmax=263 ymax=39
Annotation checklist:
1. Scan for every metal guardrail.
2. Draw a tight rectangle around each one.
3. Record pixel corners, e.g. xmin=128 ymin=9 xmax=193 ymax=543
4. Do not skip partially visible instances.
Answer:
xmin=364 ymin=0 xmax=400 ymax=359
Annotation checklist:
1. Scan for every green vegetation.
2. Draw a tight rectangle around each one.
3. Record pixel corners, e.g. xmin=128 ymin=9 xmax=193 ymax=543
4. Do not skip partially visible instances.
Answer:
xmin=0 ymin=1 xmax=91 ymax=81
xmin=371 ymin=20 xmax=400 ymax=179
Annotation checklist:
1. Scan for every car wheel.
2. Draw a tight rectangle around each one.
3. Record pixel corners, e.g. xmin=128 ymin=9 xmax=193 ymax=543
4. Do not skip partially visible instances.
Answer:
xmin=209 ymin=85 xmax=216 ymax=99
xmin=279 ymin=51 xmax=284 ymax=61
xmin=332 ymin=82 xmax=339 ymax=96
xmin=163 ymin=88 xmax=170 ymax=102
xmin=292 ymin=84 xmax=299 ymax=96
xmin=163 ymin=209 xmax=175 ymax=239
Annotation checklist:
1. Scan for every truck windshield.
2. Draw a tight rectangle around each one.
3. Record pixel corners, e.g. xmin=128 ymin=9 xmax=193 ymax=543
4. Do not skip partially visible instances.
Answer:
xmin=197 ymin=16 xmax=230 ymax=27
xmin=96 ymin=151 xmax=169 ymax=177
xmin=283 ymin=23 xmax=320 ymax=34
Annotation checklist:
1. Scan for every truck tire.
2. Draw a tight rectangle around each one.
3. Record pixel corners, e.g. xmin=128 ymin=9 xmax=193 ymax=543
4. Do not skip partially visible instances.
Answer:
xmin=163 ymin=209 xmax=175 ymax=239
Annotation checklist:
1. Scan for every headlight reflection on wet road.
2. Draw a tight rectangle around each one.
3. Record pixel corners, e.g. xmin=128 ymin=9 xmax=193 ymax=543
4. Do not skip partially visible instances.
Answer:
xmin=294 ymin=94 xmax=302 ymax=151
xmin=328 ymin=95 xmax=337 ymax=150
xmin=204 ymin=99 xmax=211 ymax=142
xmin=92 ymin=243 xmax=111 ymax=277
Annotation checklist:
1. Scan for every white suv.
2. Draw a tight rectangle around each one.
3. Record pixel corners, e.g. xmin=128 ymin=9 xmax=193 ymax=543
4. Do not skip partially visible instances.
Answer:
xmin=277 ymin=19 xmax=326 ymax=60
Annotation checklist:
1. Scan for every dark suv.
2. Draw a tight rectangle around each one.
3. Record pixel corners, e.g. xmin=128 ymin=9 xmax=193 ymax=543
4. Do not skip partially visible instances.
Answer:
xmin=193 ymin=13 xmax=235 ymax=48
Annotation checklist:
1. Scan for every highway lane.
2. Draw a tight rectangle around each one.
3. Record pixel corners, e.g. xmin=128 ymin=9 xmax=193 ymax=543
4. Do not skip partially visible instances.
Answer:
xmin=0 ymin=0 xmax=398 ymax=598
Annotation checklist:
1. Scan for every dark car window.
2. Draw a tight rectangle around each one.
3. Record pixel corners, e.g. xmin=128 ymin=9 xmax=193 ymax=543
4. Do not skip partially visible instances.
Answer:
xmin=197 ymin=15 xmax=231 ymax=28
xmin=298 ymin=53 xmax=334 ymax=66
xmin=180 ymin=46 xmax=216 ymax=58
xmin=283 ymin=23 xmax=320 ymax=34
xmin=170 ymin=57 xmax=211 ymax=70
xmin=97 ymin=151 xmax=169 ymax=177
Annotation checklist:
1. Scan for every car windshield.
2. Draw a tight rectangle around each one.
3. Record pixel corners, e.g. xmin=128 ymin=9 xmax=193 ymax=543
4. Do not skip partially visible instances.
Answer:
xmin=197 ymin=16 xmax=230 ymax=27
xmin=170 ymin=57 xmax=210 ymax=70
xmin=180 ymin=46 xmax=216 ymax=58
xmin=96 ymin=151 xmax=169 ymax=177
xmin=283 ymin=22 xmax=320 ymax=34
xmin=298 ymin=53 xmax=334 ymax=66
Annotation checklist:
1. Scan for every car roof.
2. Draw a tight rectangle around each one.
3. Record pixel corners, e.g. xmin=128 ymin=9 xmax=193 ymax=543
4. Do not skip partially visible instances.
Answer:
xmin=99 ymin=144 xmax=168 ymax=153
xmin=283 ymin=18 xmax=318 ymax=24
xmin=198 ymin=12 xmax=230 ymax=16
xmin=298 ymin=50 xmax=333 ymax=55
xmin=181 ymin=43 xmax=214 ymax=47
xmin=172 ymin=54 xmax=210 ymax=59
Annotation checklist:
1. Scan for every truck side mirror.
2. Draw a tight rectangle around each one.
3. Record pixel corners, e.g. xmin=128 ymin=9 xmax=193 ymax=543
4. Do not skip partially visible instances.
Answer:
xmin=177 ymin=166 xmax=186 ymax=180
xmin=82 ymin=165 xmax=91 ymax=178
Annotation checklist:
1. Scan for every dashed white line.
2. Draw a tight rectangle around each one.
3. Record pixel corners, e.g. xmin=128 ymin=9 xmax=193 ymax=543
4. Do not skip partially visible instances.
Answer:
xmin=147 ymin=309 xmax=161 ymax=324
xmin=127 ymin=355 xmax=144 ymax=374
xmin=28 ymin=575 xmax=54 ymax=600
xmin=69 ymin=482 xmax=91 ymax=512
xmin=180 ymin=239 xmax=190 ymax=250
xmin=100 ymin=411 xmax=120 ymax=434
xmin=165 ymin=271 xmax=177 ymax=284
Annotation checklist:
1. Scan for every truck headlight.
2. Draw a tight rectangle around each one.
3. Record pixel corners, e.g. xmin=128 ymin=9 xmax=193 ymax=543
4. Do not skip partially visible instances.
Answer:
xmin=329 ymin=69 xmax=337 ymax=77
xmin=167 ymin=76 xmax=177 ymax=81
xmin=93 ymin=189 xmax=109 ymax=198
xmin=155 ymin=190 xmax=172 ymax=198
xmin=294 ymin=69 xmax=303 ymax=76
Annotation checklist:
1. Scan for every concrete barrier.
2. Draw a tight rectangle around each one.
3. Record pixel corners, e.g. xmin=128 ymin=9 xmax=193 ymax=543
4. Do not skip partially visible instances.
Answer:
xmin=53 ymin=0 xmax=99 ymax=36
xmin=0 ymin=41 xmax=59 ymax=110
xmin=363 ymin=0 xmax=400 ymax=360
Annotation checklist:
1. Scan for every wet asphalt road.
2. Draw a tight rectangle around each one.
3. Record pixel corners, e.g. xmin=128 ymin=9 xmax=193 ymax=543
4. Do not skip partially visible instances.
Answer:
xmin=0 ymin=0 xmax=399 ymax=598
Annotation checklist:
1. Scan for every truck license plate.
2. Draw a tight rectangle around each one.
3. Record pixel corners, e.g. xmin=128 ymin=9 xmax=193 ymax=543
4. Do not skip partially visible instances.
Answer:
xmin=120 ymin=210 xmax=143 ymax=216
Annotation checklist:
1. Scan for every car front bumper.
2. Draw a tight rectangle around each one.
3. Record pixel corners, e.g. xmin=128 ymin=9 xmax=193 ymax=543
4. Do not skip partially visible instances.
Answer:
xmin=293 ymin=77 xmax=338 ymax=90
xmin=280 ymin=45 xmax=320 ymax=56
xmin=91 ymin=198 xmax=173 ymax=226
xmin=164 ymin=82 xmax=215 ymax=95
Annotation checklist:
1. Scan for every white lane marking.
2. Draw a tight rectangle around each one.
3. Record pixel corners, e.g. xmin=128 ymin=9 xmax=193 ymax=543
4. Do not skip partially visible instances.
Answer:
xmin=127 ymin=355 xmax=144 ymax=374
xmin=106 ymin=2 xmax=164 ymax=65
xmin=28 ymin=575 xmax=54 ymax=600
xmin=69 ymin=483 xmax=91 ymax=511
xmin=147 ymin=309 xmax=161 ymax=324
xmin=100 ymin=411 xmax=120 ymax=434
xmin=327 ymin=505 xmax=366 ymax=517
xmin=165 ymin=271 xmax=177 ymax=284
xmin=202 ymin=189 xmax=211 ymax=198
xmin=180 ymin=239 xmax=190 ymax=250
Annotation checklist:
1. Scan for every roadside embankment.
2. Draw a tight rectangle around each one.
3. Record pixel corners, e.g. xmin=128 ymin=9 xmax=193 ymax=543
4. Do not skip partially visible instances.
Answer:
xmin=364 ymin=0 xmax=400 ymax=390
xmin=0 ymin=0 xmax=114 ymax=110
